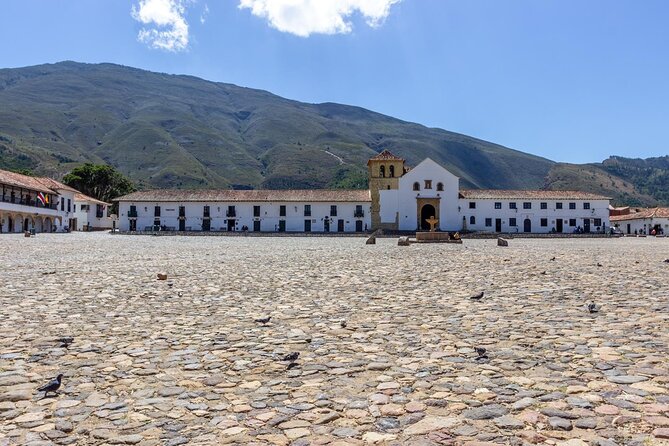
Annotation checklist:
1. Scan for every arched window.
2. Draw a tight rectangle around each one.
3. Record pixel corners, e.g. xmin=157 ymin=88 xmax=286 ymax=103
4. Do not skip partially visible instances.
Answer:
xmin=413 ymin=182 xmax=420 ymax=191
xmin=387 ymin=185 xmax=391 ymax=190
xmin=389 ymin=165 xmax=395 ymax=177
xmin=436 ymin=182 xmax=444 ymax=191
xmin=379 ymin=165 xmax=385 ymax=178
xmin=470 ymin=216 xmax=476 ymax=225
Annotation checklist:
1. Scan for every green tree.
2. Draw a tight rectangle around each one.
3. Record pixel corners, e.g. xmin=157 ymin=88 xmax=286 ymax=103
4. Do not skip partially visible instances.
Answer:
xmin=63 ymin=163 xmax=136 ymax=203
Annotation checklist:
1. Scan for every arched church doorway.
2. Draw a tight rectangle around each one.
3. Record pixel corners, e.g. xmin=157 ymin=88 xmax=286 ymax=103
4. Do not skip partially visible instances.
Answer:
xmin=524 ymin=218 xmax=532 ymax=233
xmin=420 ymin=204 xmax=437 ymax=231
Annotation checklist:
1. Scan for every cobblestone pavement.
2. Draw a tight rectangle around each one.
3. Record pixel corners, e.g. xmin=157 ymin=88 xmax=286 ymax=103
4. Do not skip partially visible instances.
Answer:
xmin=1 ymin=233 xmax=668 ymax=446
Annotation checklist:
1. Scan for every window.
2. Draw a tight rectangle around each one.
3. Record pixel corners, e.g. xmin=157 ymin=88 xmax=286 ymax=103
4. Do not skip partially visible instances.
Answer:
xmin=470 ymin=216 xmax=476 ymax=225
xmin=413 ymin=182 xmax=420 ymax=191
xmin=494 ymin=202 xmax=502 ymax=209
xmin=203 ymin=205 xmax=210 ymax=217
xmin=509 ymin=202 xmax=517 ymax=209
xmin=540 ymin=202 xmax=547 ymax=210
xmin=436 ymin=182 xmax=444 ymax=191
xmin=523 ymin=202 xmax=532 ymax=209
xmin=154 ymin=206 xmax=161 ymax=217
xmin=541 ymin=218 xmax=548 ymax=227
xmin=355 ymin=205 xmax=364 ymax=217
xmin=424 ymin=180 xmax=432 ymax=189
xmin=330 ymin=205 xmax=337 ymax=216
xmin=583 ymin=202 xmax=590 ymax=209
xmin=569 ymin=218 xmax=576 ymax=226
xmin=73 ymin=204 xmax=76 ymax=212
xmin=510 ymin=218 xmax=517 ymax=227
xmin=67 ymin=199 xmax=71 ymax=213
xmin=469 ymin=202 xmax=476 ymax=209
xmin=304 ymin=205 xmax=311 ymax=216
xmin=569 ymin=202 xmax=576 ymax=210
xmin=253 ymin=205 xmax=260 ymax=217
xmin=61 ymin=198 xmax=64 ymax=211
xmin=389 ymin=165 xmax=395 ymax=177
xmin=594 ymin=218 xmax=602 ymax=227
xmin=556 ymin=202 xmax=563 ymax=209
xmin=227 ymin=205 xmax=236 ymax=217
xmin=279 ymin=205 xmax=286 ymax=217
xmin=485 ymin=218 xmax=492 ymax=227
xmin=129 ymin=205 xmax=137 ymax=217
xmin=379 ymin=165 xmax=385 ymax=178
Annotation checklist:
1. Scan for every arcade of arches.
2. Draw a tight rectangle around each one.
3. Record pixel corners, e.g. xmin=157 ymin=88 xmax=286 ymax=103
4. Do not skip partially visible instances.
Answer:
xmin=0 ymin=212 xmax=60 ymax=233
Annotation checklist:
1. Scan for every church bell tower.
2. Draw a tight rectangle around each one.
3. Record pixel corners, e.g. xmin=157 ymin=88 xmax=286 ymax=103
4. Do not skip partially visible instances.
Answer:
xmin=367 ymin=150 xmax=405 ymax=231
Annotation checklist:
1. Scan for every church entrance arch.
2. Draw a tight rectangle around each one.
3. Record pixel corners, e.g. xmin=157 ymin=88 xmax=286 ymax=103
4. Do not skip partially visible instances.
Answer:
xmin=420 ymin=204 xmax=436 ymax=231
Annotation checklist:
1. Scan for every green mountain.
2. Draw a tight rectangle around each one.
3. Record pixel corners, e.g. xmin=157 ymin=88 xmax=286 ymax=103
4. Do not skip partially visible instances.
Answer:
xmin=0 ymin=61 xmax=666 ymax=207
xmin=0 ymin=61 xmax=554 ymax=190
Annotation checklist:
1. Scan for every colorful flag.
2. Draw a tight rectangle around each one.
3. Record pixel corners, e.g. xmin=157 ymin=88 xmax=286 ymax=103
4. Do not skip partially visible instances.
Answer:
xmin=37 ymin=192 xmax=46 ymax=206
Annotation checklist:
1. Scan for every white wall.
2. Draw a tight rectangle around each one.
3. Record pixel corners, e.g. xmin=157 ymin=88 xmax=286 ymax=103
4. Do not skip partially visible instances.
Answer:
xmin=395 ymin=158 xmax=461 ymax=231
xmin=613 ymin=217 xmax=669 ymax=235
xmin=117 ymin=201 xmax=371 ymax=232
xmin=458 ymin=198 xmax=611 ymax=233
xmin=74 ymin=200 xmax=114 ymax=230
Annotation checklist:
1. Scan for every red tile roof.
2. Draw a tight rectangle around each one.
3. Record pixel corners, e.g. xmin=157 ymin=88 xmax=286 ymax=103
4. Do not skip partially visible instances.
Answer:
xmin=115 ymin=189 xmax=371 ymax=203
xmin=0 ymin=169 xmax=56 ymax=194
xmin=36 ymin=177 xmax=80 ymax=193
xmin=610 ymin=207 xmax=669 ymax=222
xmin=74 ymin=193 xmax=110 ymax=206
xmin=367 ymin=150 xmax=404 ymax=164
xmin=459 ymin=190 xmax=610 ymax=200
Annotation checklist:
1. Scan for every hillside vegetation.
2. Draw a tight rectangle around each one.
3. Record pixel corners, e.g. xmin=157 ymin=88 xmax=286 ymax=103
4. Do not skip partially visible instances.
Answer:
xmin=0 ymin=61 xmax=667 ymax=206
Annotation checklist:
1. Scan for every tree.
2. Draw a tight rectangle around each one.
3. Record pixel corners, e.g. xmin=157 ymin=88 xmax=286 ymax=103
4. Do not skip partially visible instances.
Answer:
xmin=63 ymin=163 xmax=136 ymax=203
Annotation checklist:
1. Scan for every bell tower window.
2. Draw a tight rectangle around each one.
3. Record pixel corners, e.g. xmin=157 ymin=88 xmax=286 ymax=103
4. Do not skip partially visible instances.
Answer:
xmin=413 ymin=182 xmax=420 ymax=191
xmin=379 ymin=165 xmax=385 ymax=178
xmin=424 ymin=180 xmax=432 ymax=189
xmin=389 ymin=165 xmax=395 ymax=177
xmin=437 ymin=182 xmax=444 ymax=191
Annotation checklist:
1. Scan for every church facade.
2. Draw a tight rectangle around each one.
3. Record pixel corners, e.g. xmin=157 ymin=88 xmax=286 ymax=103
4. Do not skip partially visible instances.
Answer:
xmin=115 ymin=150 xmax=611 ymax=234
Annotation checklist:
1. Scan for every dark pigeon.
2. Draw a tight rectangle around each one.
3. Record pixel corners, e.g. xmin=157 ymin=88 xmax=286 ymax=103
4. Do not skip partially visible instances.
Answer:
xmin=286 ymin=362 xmax=299 ymax=370
xmin=469 ymin=292 xmax=484 ymax=301
xmin=475 ymin=347 xmax=486 ymax=357
xmin=283 ymin=352 xmax=299 ymax=362
xmin=588 ymin=302 xmax=599 ymax=313
xmin=340 ymin=320 xmax=347 ymax=328
xmin=56 ymin=337 xmax=74 ymax=349
xmin=37 ymin=374 xmax=63 ymax=397
xmin=255 ymin=316 xmax=271 ymax=325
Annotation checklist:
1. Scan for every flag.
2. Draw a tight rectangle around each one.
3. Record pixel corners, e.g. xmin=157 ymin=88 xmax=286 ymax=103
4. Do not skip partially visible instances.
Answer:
xmin=37 ymin=192 xmax=46 ymax=206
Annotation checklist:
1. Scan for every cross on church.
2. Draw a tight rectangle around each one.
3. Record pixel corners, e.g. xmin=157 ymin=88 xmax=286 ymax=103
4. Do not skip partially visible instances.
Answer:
xmin=425 ymin=215 xmax=439 ymax=232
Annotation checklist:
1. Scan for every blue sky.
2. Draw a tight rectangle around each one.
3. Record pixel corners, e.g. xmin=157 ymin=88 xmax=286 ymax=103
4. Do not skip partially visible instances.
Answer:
xmin=1 ymin=0 xmax=667 ymax=163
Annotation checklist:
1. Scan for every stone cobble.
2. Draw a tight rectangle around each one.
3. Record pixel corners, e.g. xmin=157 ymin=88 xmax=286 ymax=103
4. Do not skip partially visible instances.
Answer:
xmin=0 ymin=233 xmax=667 ymax=445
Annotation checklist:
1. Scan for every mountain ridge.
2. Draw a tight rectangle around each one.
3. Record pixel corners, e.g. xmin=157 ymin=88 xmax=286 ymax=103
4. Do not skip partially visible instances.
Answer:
xmin=0 ymin=61 xmax=665 ymax=206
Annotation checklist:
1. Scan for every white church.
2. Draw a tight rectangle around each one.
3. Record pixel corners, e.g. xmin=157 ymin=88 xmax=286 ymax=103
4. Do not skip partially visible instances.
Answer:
xmin=115 ymin=150 xmax=611 ymax=234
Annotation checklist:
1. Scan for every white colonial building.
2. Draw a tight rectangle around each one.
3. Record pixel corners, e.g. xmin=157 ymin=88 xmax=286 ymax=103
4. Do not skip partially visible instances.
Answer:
xmin=610 ymin=207 xmax=669 ymax=235
xmin=115 ymin=189 xmax=371 ymax=233
xmin=115 ymin=150 xmax=611 ymax=234
xmin=73 ymin=193 xmax=115 ymax=231
xmin=0 ymin=168 xmax=79 ymax=233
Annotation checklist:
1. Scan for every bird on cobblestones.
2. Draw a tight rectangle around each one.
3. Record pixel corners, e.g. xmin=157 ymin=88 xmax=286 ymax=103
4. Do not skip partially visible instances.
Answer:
xmin=286 ymin=362 xmax=299 ymax=370
xmin=37 ymin=374 xmax=63 ymax=398
xmin=283 ymin=352 xmax=299 ymax=362
xmin=56 ymin=337 xmax=74 ymax=349
xmin=588 ymin=302 xmax=599 ymax=313
xmin=550 ymin=257 xmax=556 ymax=261
xmin=474 ymin=347 xmax=486 ymax=357
xmin=254 ymin=316 xmax=271 ymax=325
xmin=469 ymin=292 xmax=484 ymax=301
xmin=664 ymin=259 xmax=669 ymax=263
xmin=596 ymin=263 xmax=603 ymax=267
xmin=340 ymin=320 xmax=347 ymax=329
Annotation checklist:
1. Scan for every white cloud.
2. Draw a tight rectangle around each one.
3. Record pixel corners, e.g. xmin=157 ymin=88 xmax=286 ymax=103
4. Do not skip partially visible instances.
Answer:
xmin=238 ymin=0 xmax=401 ymax=37
xmin=131 ymin=0 xmax=190 ymax=52
xmin=200 ymin=4 xmax=209 ymax=24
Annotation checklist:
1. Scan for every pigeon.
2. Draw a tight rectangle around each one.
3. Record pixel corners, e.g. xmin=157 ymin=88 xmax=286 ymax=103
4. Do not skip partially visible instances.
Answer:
xmin=56 ymin=337 xmax=74 ymax=349
xmin=540 ymin=271 xmax=547 ymax=275
xmin=340 ymin=320 xmax=347 ymax=329
xmin=254 ymin=316 xmax=271 ymax=325
xmin=469 ymin=292 xmax=484 ymax=301
xmin=474 ymin=347 xmax=487 ymax=357
xmin=596 ymin=263 xmax=603 ymax=267
xmin=283 ymin=352 xmax=299 ymax=362
xmin=550 ymin=257 xmax=556 ymax=261
xmin=286 ymin=362 xmax=299 ymax=370
xmin=664 ymin=259 xmax=669 ymax=263
xmin=588 ymin=302 xmax=599 ymax=313
xmin=177 ymin=291 xmax=183 ymax=297
xmin=37 ymin=374 xmax=63 ymax=397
